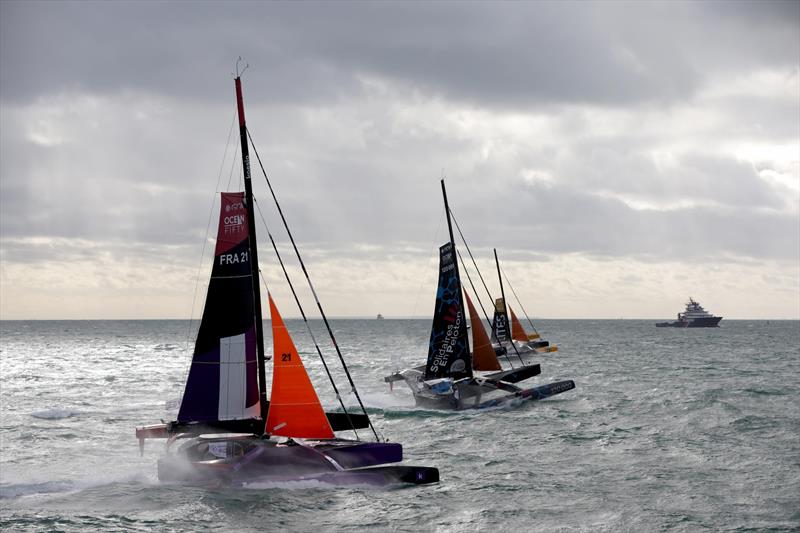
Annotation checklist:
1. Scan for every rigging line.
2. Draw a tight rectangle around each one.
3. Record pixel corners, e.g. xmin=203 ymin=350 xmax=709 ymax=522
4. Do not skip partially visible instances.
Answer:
xmin=247 ymin=129 xmax=380 ymax=442
xmin=182 ymin=107 xmax=238 ymax=389
xmin=456 ymin=251 xmax=493 ymax=340
xmin=449 ymin=209 xmax=495 ymax=310
xmin=226 ymin=140 xmax=240 ymax=192
xmin=449 ymin=208 xmax=526 ymax=367
xmin=500 ymin=264 xmax=540 ymax=335
xmin=457 ymin=249 xmax=514 ymax=370
xmin=253 ymin=197 xmax=360 ymax=440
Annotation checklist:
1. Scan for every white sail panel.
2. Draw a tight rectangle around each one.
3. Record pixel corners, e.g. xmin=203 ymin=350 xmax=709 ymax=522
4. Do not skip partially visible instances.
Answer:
xmin=218 ymin=333 xmax=260 ymax=421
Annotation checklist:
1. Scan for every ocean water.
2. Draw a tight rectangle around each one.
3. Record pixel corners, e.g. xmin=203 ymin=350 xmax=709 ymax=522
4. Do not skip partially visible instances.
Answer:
xmin=1 ymin=319 xmax=798 ymax=532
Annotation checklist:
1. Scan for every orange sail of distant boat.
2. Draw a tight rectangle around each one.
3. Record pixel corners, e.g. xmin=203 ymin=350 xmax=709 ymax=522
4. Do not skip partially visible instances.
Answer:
xmin=265 ymin=294 xmax=335 ymax=439
xmin=464 ymin=291 xmax=501 ymax=371
xmin=510 ymin=306 xmax=532 ymax=342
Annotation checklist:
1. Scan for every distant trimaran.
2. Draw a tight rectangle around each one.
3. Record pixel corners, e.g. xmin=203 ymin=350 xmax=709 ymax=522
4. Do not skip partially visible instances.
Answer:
xmin=488 ymin=250 xmax=559 ymax=358
xmin=384 ymin=180 xmax=575 ymax=409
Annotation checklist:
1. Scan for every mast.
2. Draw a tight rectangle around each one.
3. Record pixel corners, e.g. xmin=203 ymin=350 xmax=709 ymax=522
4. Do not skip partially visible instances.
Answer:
xmin=441 ymin=179 xmax=459 ymax=281
xmin=235 ymin=76 xmax=268 ymax=422
xmin=493 ymin=248 xmax=512 ymax=342
xmin=494 ymin=248 xmax=507 ymax=319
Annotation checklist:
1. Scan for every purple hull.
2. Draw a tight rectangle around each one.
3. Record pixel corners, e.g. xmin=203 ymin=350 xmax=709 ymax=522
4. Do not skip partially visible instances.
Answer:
xmin=156 ymin=435 xmax=437 ymax=486
xmin=238 ymin=465 xmax=439 ymax=487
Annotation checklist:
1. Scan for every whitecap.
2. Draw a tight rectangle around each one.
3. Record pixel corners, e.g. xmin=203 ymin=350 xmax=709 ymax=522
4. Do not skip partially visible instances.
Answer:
xmin=0 ymin=480 xmax=75 ymax=499
xmin=30 ymin=408 xmax=78 ymax=420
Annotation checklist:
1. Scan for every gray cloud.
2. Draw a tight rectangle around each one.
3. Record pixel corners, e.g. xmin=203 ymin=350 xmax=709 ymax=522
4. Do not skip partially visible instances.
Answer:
xmin=2 ymin=1 xmax=797 ymax=108
xmin=0 ymin=0 xmax=797 ymax=318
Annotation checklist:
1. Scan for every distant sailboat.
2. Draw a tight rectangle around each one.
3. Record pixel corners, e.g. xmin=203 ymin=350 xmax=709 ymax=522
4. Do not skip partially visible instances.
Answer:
xmin=383 ymin=180 xmax=574 ymax=409
xmin=509 ymin=305 xmax=555 ymax=352
xmin=135 ymin=69 xmax=437 ymax=486
xmin=490 ymin=251 xmax=558 ymax=357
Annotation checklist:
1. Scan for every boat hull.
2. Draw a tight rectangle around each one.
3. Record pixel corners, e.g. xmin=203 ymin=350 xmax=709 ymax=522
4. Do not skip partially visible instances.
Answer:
xmin=655 ymin=316 xmax=722 ymax=328
xmin=156 ymin=435 xmax=437 ymax=486
xmin=406 ymin=374 xmax=575 ymax=411
xmin=473 ymin=380 xmax=575 ymax=409
xmin=495 ymin=340 xmax=558 ymax=359
xmin=235 ymin=465 xmax=440 ymax=486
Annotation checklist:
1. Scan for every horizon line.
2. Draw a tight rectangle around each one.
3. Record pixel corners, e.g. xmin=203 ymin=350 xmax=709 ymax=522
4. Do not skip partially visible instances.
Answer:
xmin=1 ymin=317 xmax=798 ymax=322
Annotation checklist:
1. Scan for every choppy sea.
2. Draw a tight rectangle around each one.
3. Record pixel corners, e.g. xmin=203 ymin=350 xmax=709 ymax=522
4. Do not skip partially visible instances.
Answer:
xmin=1 ymin=319 xmax=798 ymax=532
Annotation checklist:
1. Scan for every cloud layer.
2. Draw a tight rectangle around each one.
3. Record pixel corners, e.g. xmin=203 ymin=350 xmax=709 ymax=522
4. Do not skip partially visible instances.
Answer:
xmin=1 ymin=1 xmax=798 ymax=319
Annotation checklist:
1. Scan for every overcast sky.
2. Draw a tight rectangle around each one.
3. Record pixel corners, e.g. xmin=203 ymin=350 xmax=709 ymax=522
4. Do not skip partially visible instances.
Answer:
xmin=1 ymin=0 xmax=798 ymax=320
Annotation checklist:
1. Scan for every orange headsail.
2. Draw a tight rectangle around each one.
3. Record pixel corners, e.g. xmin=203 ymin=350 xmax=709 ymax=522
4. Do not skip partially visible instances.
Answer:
xmin=464 ymin=291 xmax=501 ymax=371
xmin=265 ymin=294 xmax=334 ymax=439
xmin=510 ymin=306 xmax=530 ymax=342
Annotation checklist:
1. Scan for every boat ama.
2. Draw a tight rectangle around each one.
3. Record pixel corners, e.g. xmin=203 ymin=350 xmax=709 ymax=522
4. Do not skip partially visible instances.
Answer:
xmin=384 ymin=180 xmax=575 ymax=410
xmin=136 ymin=72 xmax=438 ymax=487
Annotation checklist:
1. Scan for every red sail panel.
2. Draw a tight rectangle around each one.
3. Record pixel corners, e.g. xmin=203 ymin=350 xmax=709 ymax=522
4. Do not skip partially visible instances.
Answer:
xmin=510 ymin=306 xmax=530 ymax=342
xmin=464 ymin=291 xmax=501 ymax=371
xmin=265 ymin=295 xmax=334 ymax=439
xmin=215 ymin=193 xmax=249 ymax=255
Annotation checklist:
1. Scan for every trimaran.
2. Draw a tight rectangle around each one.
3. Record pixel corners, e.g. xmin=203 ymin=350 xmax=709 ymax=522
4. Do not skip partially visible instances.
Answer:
xmin=446 ymin=208 xmax=560 ymax=361
xmin=384 ymin=180 xmax=575 ymax=409
xmin=488 ymin=250 xmax=559 ymax=358
xmin=136 ymin=70 xmax=438 ymax=486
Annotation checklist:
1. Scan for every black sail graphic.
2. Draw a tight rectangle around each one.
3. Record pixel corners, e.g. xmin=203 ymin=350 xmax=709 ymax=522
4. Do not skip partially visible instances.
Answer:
xmin=492 ymin=298 xmax=510 ymax=343
xmin=424 ymin=242 xmax=471 ymax=380
xmin=177 ymin=192 xmax=260 ymax=423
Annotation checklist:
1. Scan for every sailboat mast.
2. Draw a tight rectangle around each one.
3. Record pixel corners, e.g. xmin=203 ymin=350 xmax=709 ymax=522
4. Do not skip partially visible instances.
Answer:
xmin=441 ymin=179 xmax=458 ymax=267
xmin=494 ymin=248 xmax=507 ymax=316
xmin=235 ymin=76 xmax=268 ymax=421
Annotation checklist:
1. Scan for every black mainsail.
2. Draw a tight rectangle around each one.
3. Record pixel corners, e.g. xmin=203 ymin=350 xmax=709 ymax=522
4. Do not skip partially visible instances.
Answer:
xmin=491 ymin=299 xmax=511 ymax=343
xmin=177 ymin=191 xmax=260 ymax=423
xmin=491 ymin=250 xmax=511 ymax=344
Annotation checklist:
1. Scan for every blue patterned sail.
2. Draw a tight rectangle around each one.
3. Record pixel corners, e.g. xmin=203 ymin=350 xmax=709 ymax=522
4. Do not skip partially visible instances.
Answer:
xmin=424 ymin=242 xmax=472 ymax=380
